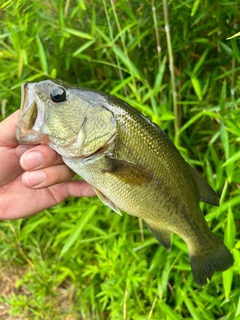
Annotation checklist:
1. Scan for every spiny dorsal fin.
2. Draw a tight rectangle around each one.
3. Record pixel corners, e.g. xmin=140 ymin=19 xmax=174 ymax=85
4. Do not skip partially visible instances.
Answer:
xmin=145 ymin=220 xmax=172 ymax=251
xmin=190 ymin=167 xmax=219 ymax=206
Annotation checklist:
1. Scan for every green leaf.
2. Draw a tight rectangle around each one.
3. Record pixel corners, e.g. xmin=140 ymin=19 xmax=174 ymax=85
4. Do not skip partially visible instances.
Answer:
xmin=159 ymin=301 xmax=181 ymax=320
xmin=220 ymin=80 xmax=227 ymax=116
xmin=191 ymin=0 xmax=201 ymax=17
xmin=226 ymin=144 xmax=235 ymax=182
xmin=110 ymin=76 xmax=133 ymax=95
xmin=222 ymin=150 xmax=240 ymax=167
xmin=227 ymin=32 xmax=240 ymax=40
xmin=112 ymin=46 xmax=142 ymax=79
xmin=224 ymin=206 xmax=235 ymax=250
xmin=159 ymin=112 xmax=175 ymax=121
xmin=153 ymin=55 xmax=167 ymax=94
xmin=222 ymin=268 xmax=233 ymax=299
xmin=178 ymin=111 xmax=203 ymax=134
xmin=181 ymin=290 xmax=201 ymax=320
xmin=220 ymin=42 xmax=233 ymax=57
xmin=62 ymin=27 xmax=93 ymax=40
xmin=230 ymin=38 xmax=240 ymax=61
xmin=191 ymin=76 xmax=202 ymax=100
xmin=72 ymin=40 xmax=95 ymax=56
xmin=225 ymin=119 xmax=240 ymax=137
xmin=60 ymin=206 xmax=97 ymax=257
xmin=221 ymin=126 xmax=229 ymax=159
xmin=193 ymin=47 xmax=209 ymax=74
xmin=36 ymin=36 xmax=48 ymax=74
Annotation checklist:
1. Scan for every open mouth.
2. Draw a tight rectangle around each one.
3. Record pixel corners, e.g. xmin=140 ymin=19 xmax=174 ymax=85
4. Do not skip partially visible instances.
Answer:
xmin=16 ymin=82 xmax=50 ymax=145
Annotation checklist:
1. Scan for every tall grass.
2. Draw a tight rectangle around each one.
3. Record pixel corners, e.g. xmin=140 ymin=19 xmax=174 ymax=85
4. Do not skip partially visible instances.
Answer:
xmin=0 ymin=0 xmax=239 ymax=319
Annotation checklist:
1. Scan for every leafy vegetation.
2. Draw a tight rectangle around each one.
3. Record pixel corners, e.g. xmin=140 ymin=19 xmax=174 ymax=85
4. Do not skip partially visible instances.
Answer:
xmin=0 ymin=0 xmax=240 ymax=319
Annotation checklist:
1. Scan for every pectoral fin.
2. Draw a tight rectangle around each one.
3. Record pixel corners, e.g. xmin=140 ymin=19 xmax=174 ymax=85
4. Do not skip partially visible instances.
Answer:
xmin=103 ymin=154 xmax=152 ymax=186
xmin=94 ymin=187 xmax=122 ymax=216
xmin=145 ymin=220 xmax=172 ymax=251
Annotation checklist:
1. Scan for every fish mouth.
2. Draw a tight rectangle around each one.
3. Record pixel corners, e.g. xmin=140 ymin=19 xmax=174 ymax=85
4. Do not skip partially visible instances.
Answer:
xmin=16 ymin=82 xmax=50 ymax=144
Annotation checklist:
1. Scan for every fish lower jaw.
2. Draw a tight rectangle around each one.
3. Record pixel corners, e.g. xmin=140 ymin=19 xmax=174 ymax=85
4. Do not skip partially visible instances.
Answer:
xmin=16 ymin=126 xmax=51 ymax=145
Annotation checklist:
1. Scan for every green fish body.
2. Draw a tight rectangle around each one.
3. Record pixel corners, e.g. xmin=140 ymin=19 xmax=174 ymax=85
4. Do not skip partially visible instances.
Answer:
xmin=16 ymin=80 xmax=234 ymax=286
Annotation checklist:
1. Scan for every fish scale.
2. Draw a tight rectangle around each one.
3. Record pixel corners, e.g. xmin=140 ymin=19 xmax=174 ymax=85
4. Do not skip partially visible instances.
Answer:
xmin=16 ymin=80 xmax=234 ymax=286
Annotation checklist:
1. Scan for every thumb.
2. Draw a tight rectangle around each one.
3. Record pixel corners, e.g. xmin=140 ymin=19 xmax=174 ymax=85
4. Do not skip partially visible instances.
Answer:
xmin=0 ymin=110 xmax=19 ymax=147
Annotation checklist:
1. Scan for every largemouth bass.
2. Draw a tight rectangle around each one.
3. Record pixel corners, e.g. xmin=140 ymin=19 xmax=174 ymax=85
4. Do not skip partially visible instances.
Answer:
xmin=16 ymin=80 xmax=234 ymax=286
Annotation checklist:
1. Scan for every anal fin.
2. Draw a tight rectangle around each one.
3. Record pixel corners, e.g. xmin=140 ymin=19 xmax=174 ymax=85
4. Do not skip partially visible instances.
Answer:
xmin=190 ymin=166 xmax=219 ymax=206
xmin=145 ymin=220 xmax=172 ymax=251
xmin=94 ymin=187 xmax=122 ymax=216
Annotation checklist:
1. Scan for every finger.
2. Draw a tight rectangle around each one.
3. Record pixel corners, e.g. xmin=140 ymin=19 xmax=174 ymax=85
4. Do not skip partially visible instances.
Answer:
xmin=20 ymin=144 xmax=64 ymax=171
xmin=64 ymin=180 xmax=96 ymax=198
xmin=45 ymin=180 xmax=96 ymax=204
xmin=15 ymin=145 xmax=35 ymax=158
xmin=22 ymin=163 xmax=76 ymax=188
xmin=0 ymin=148 xmax=23 ymax=186
xmin=0 ymin=110 xmax=19 ymax=147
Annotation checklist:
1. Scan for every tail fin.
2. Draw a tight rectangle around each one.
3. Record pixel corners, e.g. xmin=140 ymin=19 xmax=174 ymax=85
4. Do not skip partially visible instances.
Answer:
xmin=190 ymin=241 xmax=234 ymax=286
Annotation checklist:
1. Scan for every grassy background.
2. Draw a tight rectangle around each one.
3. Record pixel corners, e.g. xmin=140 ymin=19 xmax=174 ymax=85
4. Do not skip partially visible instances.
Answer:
xmin=0 ymin=0 xmax=240 ymax=319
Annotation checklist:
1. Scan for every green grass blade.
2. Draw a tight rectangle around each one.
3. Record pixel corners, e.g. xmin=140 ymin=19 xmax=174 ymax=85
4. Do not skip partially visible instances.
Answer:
xmin=222 ymin=150 xmax=240 ymax=167
xmin=191 ymin=75 xmax=202 ymax=100
xmin=112 ymin=46 xmax=142 ymax=80
xmin=181 ymin=290 xmax=201 ymax=320
xmin=159 ymin=301 xmax=181 ymax=320
xmin=222 ymin=268 xmax=233 ymax=299
xmin=62 ymin=27 xmax=93 ymax=39
xmin=225 ymin=206 xmax=235 ymax=250
xmin=177 ymin=111 xmax=203 ymax=135
xmin=153 ymin=55 xmax=167 ymax=94
xmin=193 ymin=47 xmax=209 ymax=74
xmin=36 ymin=36 xmax=48 ymax=74
xmin=72 ymin=40 xmax=95 ymax=56
xmin=60 ymin=206 xmax=97 ymax=257
xmin=191 ymin=0 xmax=201 ymax=17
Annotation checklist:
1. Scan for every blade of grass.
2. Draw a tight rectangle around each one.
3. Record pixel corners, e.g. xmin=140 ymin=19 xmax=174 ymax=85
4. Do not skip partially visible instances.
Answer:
xmin=62 ymin=27 xmax=93 ymax=40
xmin=60 ymin=206 xmax=97 ymax=257
xmin=36 ymin=35 xmax=48 ymax=74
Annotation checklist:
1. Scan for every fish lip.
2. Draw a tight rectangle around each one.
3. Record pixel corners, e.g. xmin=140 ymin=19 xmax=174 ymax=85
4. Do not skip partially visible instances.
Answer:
xmin=20 ymin=82 xmax=35 ymax=114
xmin=16 ymin=82 xmax=50 ymax=144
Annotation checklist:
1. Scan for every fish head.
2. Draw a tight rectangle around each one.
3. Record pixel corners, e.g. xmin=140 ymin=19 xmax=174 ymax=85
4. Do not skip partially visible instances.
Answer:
xmin=16 ymin=80 xmax=117 ymax=159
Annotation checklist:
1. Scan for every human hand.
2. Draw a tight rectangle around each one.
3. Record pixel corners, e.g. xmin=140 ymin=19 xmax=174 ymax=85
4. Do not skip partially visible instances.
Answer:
xmin=0 ymin=110 xmax=95 ymax=220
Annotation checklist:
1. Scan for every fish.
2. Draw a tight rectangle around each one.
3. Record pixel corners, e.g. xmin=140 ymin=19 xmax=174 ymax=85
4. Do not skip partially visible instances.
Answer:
xmin=16 ymin=80 xmax=234 ymax=286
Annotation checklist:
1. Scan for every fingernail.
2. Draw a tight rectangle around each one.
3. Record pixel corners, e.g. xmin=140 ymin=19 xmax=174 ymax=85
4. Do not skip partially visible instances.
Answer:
xmin=23 ymin=171 xmax=46 ymax=187
xmin=15 ymin=145 xmax=32 ymax=158
xmin=21 ymin=151 xmax=44 ymax=170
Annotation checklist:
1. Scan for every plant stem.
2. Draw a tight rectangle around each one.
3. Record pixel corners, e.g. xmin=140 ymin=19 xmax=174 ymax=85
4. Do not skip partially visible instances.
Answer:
xmin=102 ymin=0 xmax=125 ymax=90
xmin=231 ymin=57 xmax=236 ymax=101
xmin=151 ymin=0 xmax=161 ymax=68
xmin=162 ymin=0 xmax=180 ymax=137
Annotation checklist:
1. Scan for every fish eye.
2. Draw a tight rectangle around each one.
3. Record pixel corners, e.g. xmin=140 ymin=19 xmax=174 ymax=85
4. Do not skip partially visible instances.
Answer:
xmin=50 ymin=87 xmax=67 ymax=103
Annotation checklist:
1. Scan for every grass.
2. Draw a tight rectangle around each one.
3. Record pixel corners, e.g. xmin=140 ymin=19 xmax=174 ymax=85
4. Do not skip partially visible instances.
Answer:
xmin=0 ymin=0 xmax=240 ymax=319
